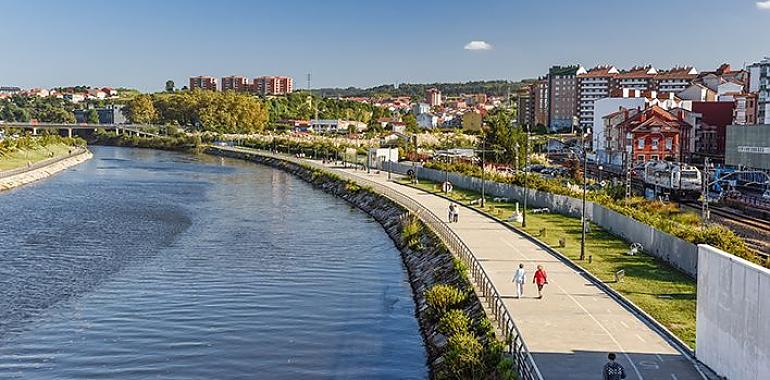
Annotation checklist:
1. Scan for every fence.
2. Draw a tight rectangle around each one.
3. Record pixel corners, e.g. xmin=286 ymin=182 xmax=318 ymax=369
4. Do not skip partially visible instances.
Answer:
xmin=215 ymin=146 xmax=544 ymax=380
xmin=379 ymin=161 xmax=699 ymax=277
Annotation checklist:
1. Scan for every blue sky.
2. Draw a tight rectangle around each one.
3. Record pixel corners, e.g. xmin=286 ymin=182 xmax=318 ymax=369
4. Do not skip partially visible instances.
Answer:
xmin=1 ymin=0 xmax=769 ymax=92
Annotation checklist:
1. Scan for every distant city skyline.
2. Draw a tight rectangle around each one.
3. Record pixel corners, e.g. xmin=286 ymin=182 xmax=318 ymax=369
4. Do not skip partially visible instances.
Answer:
xmin=1 ymin=0 xmax=769 ymax=92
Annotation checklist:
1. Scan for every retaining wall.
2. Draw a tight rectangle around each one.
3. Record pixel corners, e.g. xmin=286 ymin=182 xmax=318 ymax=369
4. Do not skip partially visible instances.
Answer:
xmin=0 ymin=149 xmax=92 ymax=192
xmin=696 ymin=244 xmax=770 ymax=380
xmin=382 ymin=162 xmax=698 ymax=277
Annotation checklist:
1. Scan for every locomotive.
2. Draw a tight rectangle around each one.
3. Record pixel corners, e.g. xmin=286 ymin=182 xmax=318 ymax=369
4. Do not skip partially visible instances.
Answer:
xmin=642 ymin=160 xmax=702 ymax=200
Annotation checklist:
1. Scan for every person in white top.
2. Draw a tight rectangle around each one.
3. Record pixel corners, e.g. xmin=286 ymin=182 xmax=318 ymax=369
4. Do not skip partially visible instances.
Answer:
xmin=452 ymin=203 xmax=459 ymax=223
xmin=513 ymin=263 xmax=526 ymax=299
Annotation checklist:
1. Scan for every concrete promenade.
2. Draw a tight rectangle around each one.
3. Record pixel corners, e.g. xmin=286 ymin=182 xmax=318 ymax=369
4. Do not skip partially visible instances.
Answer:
xmin=327 ymin=164 xmax=708 ymax=380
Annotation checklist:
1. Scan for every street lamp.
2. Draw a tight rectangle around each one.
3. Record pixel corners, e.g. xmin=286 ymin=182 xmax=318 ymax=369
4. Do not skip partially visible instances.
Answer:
xmin=481 ymin=135 xmax=486 ymax=207
xmin=580 ymin=127 xmax=589 ymax=261
xmin=522 ymin=124 xmax=531 ymax=228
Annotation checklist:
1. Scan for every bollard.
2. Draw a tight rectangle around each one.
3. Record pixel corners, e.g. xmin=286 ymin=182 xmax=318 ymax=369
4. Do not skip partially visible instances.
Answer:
xmin=588 ymin=255 xmax=592 ymax=264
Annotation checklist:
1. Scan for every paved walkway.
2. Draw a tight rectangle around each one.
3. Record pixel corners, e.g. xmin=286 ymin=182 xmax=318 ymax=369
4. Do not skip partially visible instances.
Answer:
xmin=329 ymin=165 xmax=707 ymax=380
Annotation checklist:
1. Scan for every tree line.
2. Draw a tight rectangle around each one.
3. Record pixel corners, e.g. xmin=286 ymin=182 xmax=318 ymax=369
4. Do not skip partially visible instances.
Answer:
xmin=314 ymin=80 xmax=521 ymax=98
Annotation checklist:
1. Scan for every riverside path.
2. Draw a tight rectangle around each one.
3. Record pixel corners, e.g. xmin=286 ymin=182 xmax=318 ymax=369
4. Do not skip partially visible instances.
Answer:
xmin=321 ymin=163 xmax=710 ymax=380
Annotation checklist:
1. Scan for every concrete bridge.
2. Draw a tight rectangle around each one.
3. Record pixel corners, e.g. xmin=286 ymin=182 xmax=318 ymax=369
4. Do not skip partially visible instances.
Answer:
xmin=0 ymin=122 xmax=160 ymax=138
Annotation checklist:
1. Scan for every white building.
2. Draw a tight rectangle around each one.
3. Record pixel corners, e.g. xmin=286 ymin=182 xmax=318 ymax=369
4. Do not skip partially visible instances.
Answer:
xmin=309 ymin=119 xmax=367 ymax=134
xmin=749 ymin=57 xmax=770 ymax=124
xmin=577 ymin=66 xmax=619 ymax=129
xmin=592 ymin=96 xmax=646 ymax=164
xmin=412 ymin=102 xmax=431 ymax=115
xmin=416 ymin=113 xmax=438 ymax=129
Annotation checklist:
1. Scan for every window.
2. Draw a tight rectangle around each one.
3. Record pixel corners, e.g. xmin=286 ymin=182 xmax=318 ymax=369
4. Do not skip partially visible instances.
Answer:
xmin=651 ymin=155 xmax=659 ymax=160
xmin=651 ymin=139 xmax=659 ymax=150
xmin=637 ymin=155 xmax=645 ymax=161
xmin=637 ymin=138 xmax=645 ymax=149
xmin=665 ymin=137 xmax=673 ymax=150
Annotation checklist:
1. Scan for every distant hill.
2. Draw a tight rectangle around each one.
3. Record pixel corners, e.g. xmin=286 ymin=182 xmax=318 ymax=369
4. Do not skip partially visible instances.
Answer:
xmin=314 ymin=80 xmax=522 ymax=98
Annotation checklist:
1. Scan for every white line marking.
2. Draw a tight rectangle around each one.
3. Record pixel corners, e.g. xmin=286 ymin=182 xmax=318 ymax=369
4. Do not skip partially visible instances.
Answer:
xmin=636 ymin=334 xmax=646 ymax=343
xmin=620 ymin=321 xmax=629 ymax=329
xmin=552 ymin=281 xmax=645 ymax=380
xmin=655 ymin=354 xmax=664 ymax=362
xmin=671 ymin=374 xmax=679 ymax=380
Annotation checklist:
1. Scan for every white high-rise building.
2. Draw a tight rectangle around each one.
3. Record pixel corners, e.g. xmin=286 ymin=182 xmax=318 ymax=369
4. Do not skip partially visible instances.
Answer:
xmin=577 ymin=66 xmax=619 ymax=129
xmin=749 ymin=57 xmax=770 ymax=124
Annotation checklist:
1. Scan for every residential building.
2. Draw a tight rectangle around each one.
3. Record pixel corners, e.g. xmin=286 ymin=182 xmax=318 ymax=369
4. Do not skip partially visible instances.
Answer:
xmin=516 ymin=84 xmax=535 ymax=127
xmin=591 ymin=94 xmax=646 ymax=164
xmin=547 ymin=65 xmax=580 ymax=131
xmin=577 ymin=65 xmax=619 ymax=129
xmin=656 ymin=66 xmax=698 ymax=93
xmin=412 ymin=102 xmax=431 ymax=116
xmin=73 ymin=105 xmax=127 ymax=124
xmin=749 ymin=57 xmax=770 ymax=124
xmin=427 ymin=88 xmax=442 ymax=107
xmin=0 ymin=86 xmax=21 ymax=95
xmin=253 ymin=76 xmax=293 ymax=95
xmin=690 ymin=101 xmax=735 ymax=163
xmin=309 ymin=119 xmax=366 ymax=134
xmin=189 ymin=76 xmax=218 ymax=91
xmin=612 ymin=105 xmax=693 ymax=164
xmin=616 ymin=66 xmax=658 ymax=92
xmin=221 ymin=76 xmax=250 ymax=92
xmin=533 ymin=78 xmax=549 ymax=128
xmin=602 ymin=107 xmax=639 ymax=166
xmin=416 ymin=113 xmax=438 ymax=129
xmin=725 ymin=92 xmax=757 ymax=125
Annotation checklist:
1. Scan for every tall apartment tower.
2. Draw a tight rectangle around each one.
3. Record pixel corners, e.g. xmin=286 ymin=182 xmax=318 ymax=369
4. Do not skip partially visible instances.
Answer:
xmin=749 ymin=57 xmax=770 ymax=124
xmin=547 ymin=65 xmax=580 ymax=131
xmin=533 ymin=78 xmax=549 ymax=128
xmin=189 ymin=76 xmax=218 ymax=91
xmin=577 ymin=65 xmax=619 ymax=129
xmin=221 ymin=76 xmax=250 ymax=92
xmin=427 ymin=88 xmax=442 ymax=107
xmin=516 ymin=84 xmax=535 ymax=127
xmin=253 ymin=76 xmax=293 ymax=95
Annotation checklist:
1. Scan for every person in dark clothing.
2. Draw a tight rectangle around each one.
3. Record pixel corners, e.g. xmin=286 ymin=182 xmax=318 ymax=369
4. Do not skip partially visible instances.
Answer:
xmin=602 ymin=352 xmax=626 ymax=380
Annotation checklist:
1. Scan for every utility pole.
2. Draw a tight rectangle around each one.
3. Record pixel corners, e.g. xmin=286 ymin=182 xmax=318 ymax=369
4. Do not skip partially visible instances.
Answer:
xmin=702 ymin=156 xmax=710 ymax=222
xmin=481 ymin=135 xmax=486 ymax=208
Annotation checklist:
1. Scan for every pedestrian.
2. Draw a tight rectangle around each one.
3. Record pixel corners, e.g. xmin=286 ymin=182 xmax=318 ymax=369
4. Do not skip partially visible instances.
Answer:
xmin=448 ymin=203 xmax=455 ymax=223
xmin=513 ymin=263 xmax=526 ymax=299
xmin=533 ymin=265 xmax=548 ymax=299
xmin=452 ymin=203 xmax=459 ymax=223
xmin=602 ymin=353 xmax=626 ymax=380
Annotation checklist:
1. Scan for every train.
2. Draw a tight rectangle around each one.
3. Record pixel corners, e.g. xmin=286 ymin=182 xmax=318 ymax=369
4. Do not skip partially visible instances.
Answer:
xmin=642 ymin=160 xmax=702 ymax=200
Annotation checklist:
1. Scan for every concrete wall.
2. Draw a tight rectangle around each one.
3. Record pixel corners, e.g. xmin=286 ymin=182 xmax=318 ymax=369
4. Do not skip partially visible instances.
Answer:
xmin=696 ymin=245 xmax=770 ymax=380
xmin=725 ymin=124 xmax=770 ymax=170
xmin=383 ymin=162 xmax=698 ymax=276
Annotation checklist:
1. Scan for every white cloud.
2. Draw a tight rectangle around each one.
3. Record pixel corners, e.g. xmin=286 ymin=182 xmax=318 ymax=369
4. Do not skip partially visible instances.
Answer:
xmin=464 ymin=41 xmax=493 ymax=51
xmin=758 ymin=1 xmax=770 ymax=9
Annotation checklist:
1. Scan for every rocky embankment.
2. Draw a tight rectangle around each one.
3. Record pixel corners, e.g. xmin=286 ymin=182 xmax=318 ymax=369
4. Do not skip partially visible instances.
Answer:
xmin=0 ymin=149 xmax=92 ymax=192
xmin=206 ymin=148 xmax=488 ymax=377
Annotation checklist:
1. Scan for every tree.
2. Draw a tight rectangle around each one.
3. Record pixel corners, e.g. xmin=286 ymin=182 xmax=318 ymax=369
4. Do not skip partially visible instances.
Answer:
xmin=484 ymin=108 xmax=525 ymax=166
xmin=124 ymin=94 xmax=157 ymax=124
xmin=403 ymin=113 xmax=419 ymax=133
xmin=86 ymin=109 xmax=100 ymax=124
xmin=165 ymin=80 xmax=175 ymax=93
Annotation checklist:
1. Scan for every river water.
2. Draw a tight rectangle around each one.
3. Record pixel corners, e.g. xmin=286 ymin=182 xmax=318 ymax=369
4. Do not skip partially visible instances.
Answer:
xmin=0 ymin=146 xmax=427 ymax=379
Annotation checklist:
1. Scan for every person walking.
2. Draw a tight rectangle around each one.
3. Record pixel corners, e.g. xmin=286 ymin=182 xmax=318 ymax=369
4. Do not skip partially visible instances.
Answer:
xmin=513 ymin=263 xmax=526 ymax=299
xmin=602 ymin=353 xmax=626 ymax=380
xmin=452 ymin=203 xmax=459 ymax=223
xmin=448 ymin=204 xmax=455 ymax=223
xmin=533 ymin=265 xmax=548 ymax=299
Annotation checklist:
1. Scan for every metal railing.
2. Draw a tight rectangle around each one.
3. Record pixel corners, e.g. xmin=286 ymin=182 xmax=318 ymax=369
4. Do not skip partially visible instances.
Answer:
xmin=0 ymin=147 xmax=87 ymax=180
xmin=219 ymin=146 xmax=544 ymax=380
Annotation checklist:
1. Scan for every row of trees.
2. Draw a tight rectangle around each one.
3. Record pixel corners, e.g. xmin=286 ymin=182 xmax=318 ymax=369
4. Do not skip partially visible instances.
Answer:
xmin=123 ymin=91 xmax=269 ymax=134
xmin=264 ymin=92 xmax=392 ymax=126
xmin=0 ymin=96 xmax=76 ymax=123
xmin=314 ymin=80 xmax=519 ymax=98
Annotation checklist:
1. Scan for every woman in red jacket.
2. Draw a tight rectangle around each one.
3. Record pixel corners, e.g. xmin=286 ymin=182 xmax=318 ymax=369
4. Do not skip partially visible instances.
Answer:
xmin=533 ymin=265 xmax=548 ymax=299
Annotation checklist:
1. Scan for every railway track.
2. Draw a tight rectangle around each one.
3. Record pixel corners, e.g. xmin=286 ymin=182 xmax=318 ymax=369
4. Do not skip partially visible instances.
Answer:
xmin=682 ymin=202 xmax=770 ymax=260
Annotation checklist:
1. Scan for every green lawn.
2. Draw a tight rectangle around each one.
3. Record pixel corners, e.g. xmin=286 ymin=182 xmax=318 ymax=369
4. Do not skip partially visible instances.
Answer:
xmin=401 ymin=178 xmax=697 ymax=349
xmin=0 ymin=143 xmax=73 ymax=171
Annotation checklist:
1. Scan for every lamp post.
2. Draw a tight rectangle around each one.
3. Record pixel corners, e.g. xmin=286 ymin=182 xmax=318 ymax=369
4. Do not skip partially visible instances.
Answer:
xmin=580 ymin=127 xmax=588 ymax=261
xmin=523 ymin=124 xmax=530 ymax=228
xmin=481 ymin=135 xmax=486 ymax=207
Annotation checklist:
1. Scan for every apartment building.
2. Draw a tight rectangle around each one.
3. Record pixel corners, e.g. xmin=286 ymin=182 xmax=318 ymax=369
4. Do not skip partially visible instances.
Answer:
xmin=533 ymin=78 xmax=549 ymax=127
xmin=516 ymin=84 xmax=535 ymax=127
xmin=189 ymin=76 xmax=218 ymax=91
xmin=616 ymin=66 xmax=658 ymax=91
xmin=427 ymin=88 xmax=442 ymax=107
xmin=749 ymin=57 xmax=770 ymax=124
xmin=577 ymin=65 xmax=618 ymax=129
xmin=656 ymin=67 xmax=698 ymax=93
xmin=253 ymin=76 xmax=293 ymax=95
xmin=547 ymin=65 xmax=580 ymax=131
xmin=221 ymin=76 xmax=250 ymax=92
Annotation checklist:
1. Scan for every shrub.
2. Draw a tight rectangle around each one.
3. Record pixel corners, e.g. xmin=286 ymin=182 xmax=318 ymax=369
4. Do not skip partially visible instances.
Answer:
xmin=401 ymin=216 xmax=423 ymax=250
xmin=425 ymin=284 xmax=467 ymax=315
xmin=452 ymin=257 xmax=469 ymax=285
xmin=442 ymin=332 xmax=484 ymax=380
xmin=438 ymin=309 xmax=471 ymax=336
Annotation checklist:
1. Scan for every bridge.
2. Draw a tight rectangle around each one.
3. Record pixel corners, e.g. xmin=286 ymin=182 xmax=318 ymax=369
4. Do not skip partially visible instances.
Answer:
xmin=0 ymin=122 xmax=160 ymax=138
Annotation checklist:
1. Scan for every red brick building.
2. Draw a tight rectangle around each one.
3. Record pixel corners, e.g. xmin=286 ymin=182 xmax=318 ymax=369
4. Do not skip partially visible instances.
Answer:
xmin=614 ymin=105 xmax=693 ymax=163
xmin=253 ymin=76 xmax=293 ymax=95
xmin=221 ymin=76 xmax=250 ymax=92
xmin=189 ymin=76 xmax=218 ymax=91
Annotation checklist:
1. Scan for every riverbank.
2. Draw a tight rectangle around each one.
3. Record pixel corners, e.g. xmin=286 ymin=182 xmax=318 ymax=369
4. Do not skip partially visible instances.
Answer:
xmin=0 ymin=148 xmax=92 ymax=192
xmin=205 ymin=147 xmax=514 ymax=379
xmin=0 ymin=143 xmax=73 ymax=171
